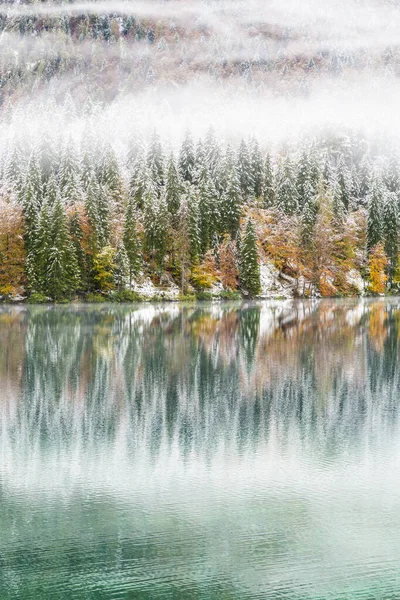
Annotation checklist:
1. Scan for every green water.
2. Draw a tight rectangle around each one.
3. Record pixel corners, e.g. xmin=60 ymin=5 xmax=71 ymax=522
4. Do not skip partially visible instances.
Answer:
xmin=1 ymin=299 xmax=400 ymax=599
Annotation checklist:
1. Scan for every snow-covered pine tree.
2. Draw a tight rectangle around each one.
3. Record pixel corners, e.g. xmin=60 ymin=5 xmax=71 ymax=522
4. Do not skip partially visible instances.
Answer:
xmin=239 ymin=218 xmax=261 ymax=297
xmin=165 ymin=153 xmax=182 ymax=217
xmin=21 ymin=180 xmax=40 ymax=255
xmin=250 ymin=137 xmax=264 ymax=198
xmin=38 ymin=135 xmax=56 ymax=187
xmin=99 ymin=143 xmax=123 ymax=207
xmin=114 ymin=242 xmax=129 ymax=290
xmin=332 ymin=181 xmax=346 ymax=227
xmin=275 ymin=155 xmax=298 ymax=215
xmin=24 ymin=153 xmax=43 ymax=206
xmin=184 ymin=183 xmax=201 ymax=264
xmin=85 ymin=175 xmax=110 ymax=253
xmin=123 ymin=196 xmax=142 ymax=286
xmin=367 ymin=175 xmax=383 ymax=253
xmin=301 ymin=189 xmax=318 ymax=248
xmin=59 ymin=137 xmax=81 ymax=199
xmin=45 ymin=173 xmax=60 ymax=206
xmin=383 ymin=191 xmax=398 ymax=282
xmin=179 ymin=131 xmax=195 ymax=183
xmin=336 ymin=155 xmax=351 ymax=211
xmin=5 ymin=141 xmax=26 ymax=197
xmin=296 ymin=151 xmax=311 ymax=211
xmin=129 ymin=155 xmax=149 ymax=210
xmin=193 ymin=139 xmax=206 ymax=186
xmin=222 ymin=166 xmax=242 ymax=238
xmin=384 ymin=154 xmax=400 ymax=194
xmin=198 ymin=168 xmax=219 ymax=254
xmin=46 ymin=197 xmax=79 ymax=300
xmin=237 ymin=139 xmax=254 ymax=198
xmin=143 ymin=184 xmax=169 ymax=271
xmin=31 ymin=200 xmax=52 ymax=293
xmin=147 ymin=131 xmax=165 ymax=191
xmin=204 ymin=127 xmax=222 ymax=183
xmin=263 ymin=153 xmax=275 ymax=208
xmin=69 ymin=210 xmax=87 ymax=291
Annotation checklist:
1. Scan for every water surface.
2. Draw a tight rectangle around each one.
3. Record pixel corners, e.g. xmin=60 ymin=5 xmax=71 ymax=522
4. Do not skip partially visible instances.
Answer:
xmin=1 ymin=299 xmax=400 ymax=599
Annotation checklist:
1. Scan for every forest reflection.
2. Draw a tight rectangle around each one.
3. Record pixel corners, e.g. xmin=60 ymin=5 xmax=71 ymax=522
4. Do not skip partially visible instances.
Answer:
xmin=1 ymin=299 xmax=400 ymax=495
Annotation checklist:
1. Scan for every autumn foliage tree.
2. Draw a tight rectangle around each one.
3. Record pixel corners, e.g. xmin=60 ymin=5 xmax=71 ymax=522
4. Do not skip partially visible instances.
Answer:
xmin=0 ymin=200 xmax=25 ymax=297
xmin=368 ymin=243 xmax=388 ymax=295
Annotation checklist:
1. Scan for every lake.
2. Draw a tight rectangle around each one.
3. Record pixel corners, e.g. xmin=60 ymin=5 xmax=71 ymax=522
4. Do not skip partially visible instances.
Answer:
xmin=1 ymin=299 xmax=400 ymax=599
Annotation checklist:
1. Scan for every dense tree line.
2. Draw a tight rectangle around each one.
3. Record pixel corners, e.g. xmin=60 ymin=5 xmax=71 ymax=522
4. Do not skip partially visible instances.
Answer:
xmin=0 ymin=130 xmax=400 ymax=301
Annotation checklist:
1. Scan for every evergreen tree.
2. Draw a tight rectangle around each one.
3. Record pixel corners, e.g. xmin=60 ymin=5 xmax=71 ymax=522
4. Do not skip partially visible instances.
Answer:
xmin=143 ymin=186 xmax=169 ymax=270
xmin=147 ymin=131 xmax=164 ymax=191
xmin=114 ymin=242 xmax=129 ymax=290
xmin=185 ymin=184 xmax=201 ymax=264
xmin=179 ymin=131 xmax=195 ymax=183
xmin=250 ymin=138 xmax=264 ymax=198
xmin=165 ymin=154 xmax=182 ymax=217
xmin=130 ymin=155 xmax=149 ymax=210
xmin=85 ymin=175 xmax=110 ymax=253
xmin=336 ymin=155 xmax=351 ymax=211
xmin=383 ymin=191 xmax=398 ymax=283
xmin=204 ymin=127 xmax=222 ymax=182
xmin=332 ymin=182 xmax=346 ymax=227
xmin=239 ymin=219 xmax=261 ymax=297
xmin=59 ymin=137 xmax=80 ymax=197
xmin=222 ymin=167 xmax=242 ymax=238
xmin=385 ymin=155 xmax=400 ymax=194
xmin=123 ymin=197 xmax=142 ymax=286
xmin=367 ymin=176 xmax=383 ymax=253
xmin=99 ymin=144 xmax=123 ymax=206
xmin=46 ymin=197 xmax=79 ymax=300
xmin=237 ymin=139 xmax=254 ymax=198
xmin=263 ymin=153 xmax=275 ymax=208
xmin=275 ymin=155 xmax=298 ymax=215
xmin=69 ymin=210 xmax=87 ymax=291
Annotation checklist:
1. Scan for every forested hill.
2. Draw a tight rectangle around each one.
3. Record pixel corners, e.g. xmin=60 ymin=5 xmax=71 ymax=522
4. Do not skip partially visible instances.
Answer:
xmin=0 ymin=131 xmax=397 ymax=301
xmin=0 ymin=0 xmax=400 ymax=301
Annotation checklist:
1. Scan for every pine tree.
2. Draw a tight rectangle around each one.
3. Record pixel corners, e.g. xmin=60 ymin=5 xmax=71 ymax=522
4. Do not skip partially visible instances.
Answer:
xmin=263 ymin=153 xmax=275 ymax=208
xmin=239 ymin=219 xmax=261 ymax=297
xmin=250 ymin=138 xmax=264 ymax=198
xmin=99 ymin=143 xmax=123 ymax=206
xmin=46 ymin=198 xmax=79 ymax=300
xmin=385 ymin=155 xmax=400 ymax=194
xmin=123 ymin=196 xmax=142 ymax=286
xmin=85 ymin=176 xmax=110 ymax=254
xmin=204 ymin=127 xmax=222 ymax=183
xmin=367 ymin=176 xmax=383 ymax=253
xmin=147 ymin=131 xmax=164 ymax=191
xmin=237 ymin=139 xmax=254 ymax=198
xmin=301 ymin=187 xmax=318 ymax=247
xmin=21 ymin=180 xmax=40 ymax=255
xmin=69 ymin=210 xmax=87 ymax=291
xmin=179 ymin=131 xmax=195 ymax=183
xmin=222 ymin=167 xmax=242 ymax=238
xmin=383 ymin=191 xmax=398 ymax=283
xmin=165 ymin=154 xmax=182 ymax=217
xmin=185 ymin=184 xmax=201 ymax=264
xmin=130 ymin=156 xmax=151 ymax=210
xmin=336 ymin=155 xmax=350 ymax=211
xmin=276 ymin=155 xmax=298 ymax=215
xmin=114 ymin=242 xmax=129 ymax=290
xmin=198 ymin=167 xmax=219 ymax=254
xmin=332 ymin=182 xmax=346 ymax=227
xmin=59 ymin=137 xmax=80 ymax=198
xmin=143 ymin=186 xmax=169 ymax=271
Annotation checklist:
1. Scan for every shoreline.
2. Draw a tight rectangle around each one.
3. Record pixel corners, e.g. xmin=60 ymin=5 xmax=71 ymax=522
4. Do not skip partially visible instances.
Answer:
xmin=0 ymin=293 xmax=395 ymax=306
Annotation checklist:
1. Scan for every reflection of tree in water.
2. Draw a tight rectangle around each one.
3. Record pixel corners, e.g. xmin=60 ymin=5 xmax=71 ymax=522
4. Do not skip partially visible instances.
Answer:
xmin=1 ymin=299 xmax=400 ymax=461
